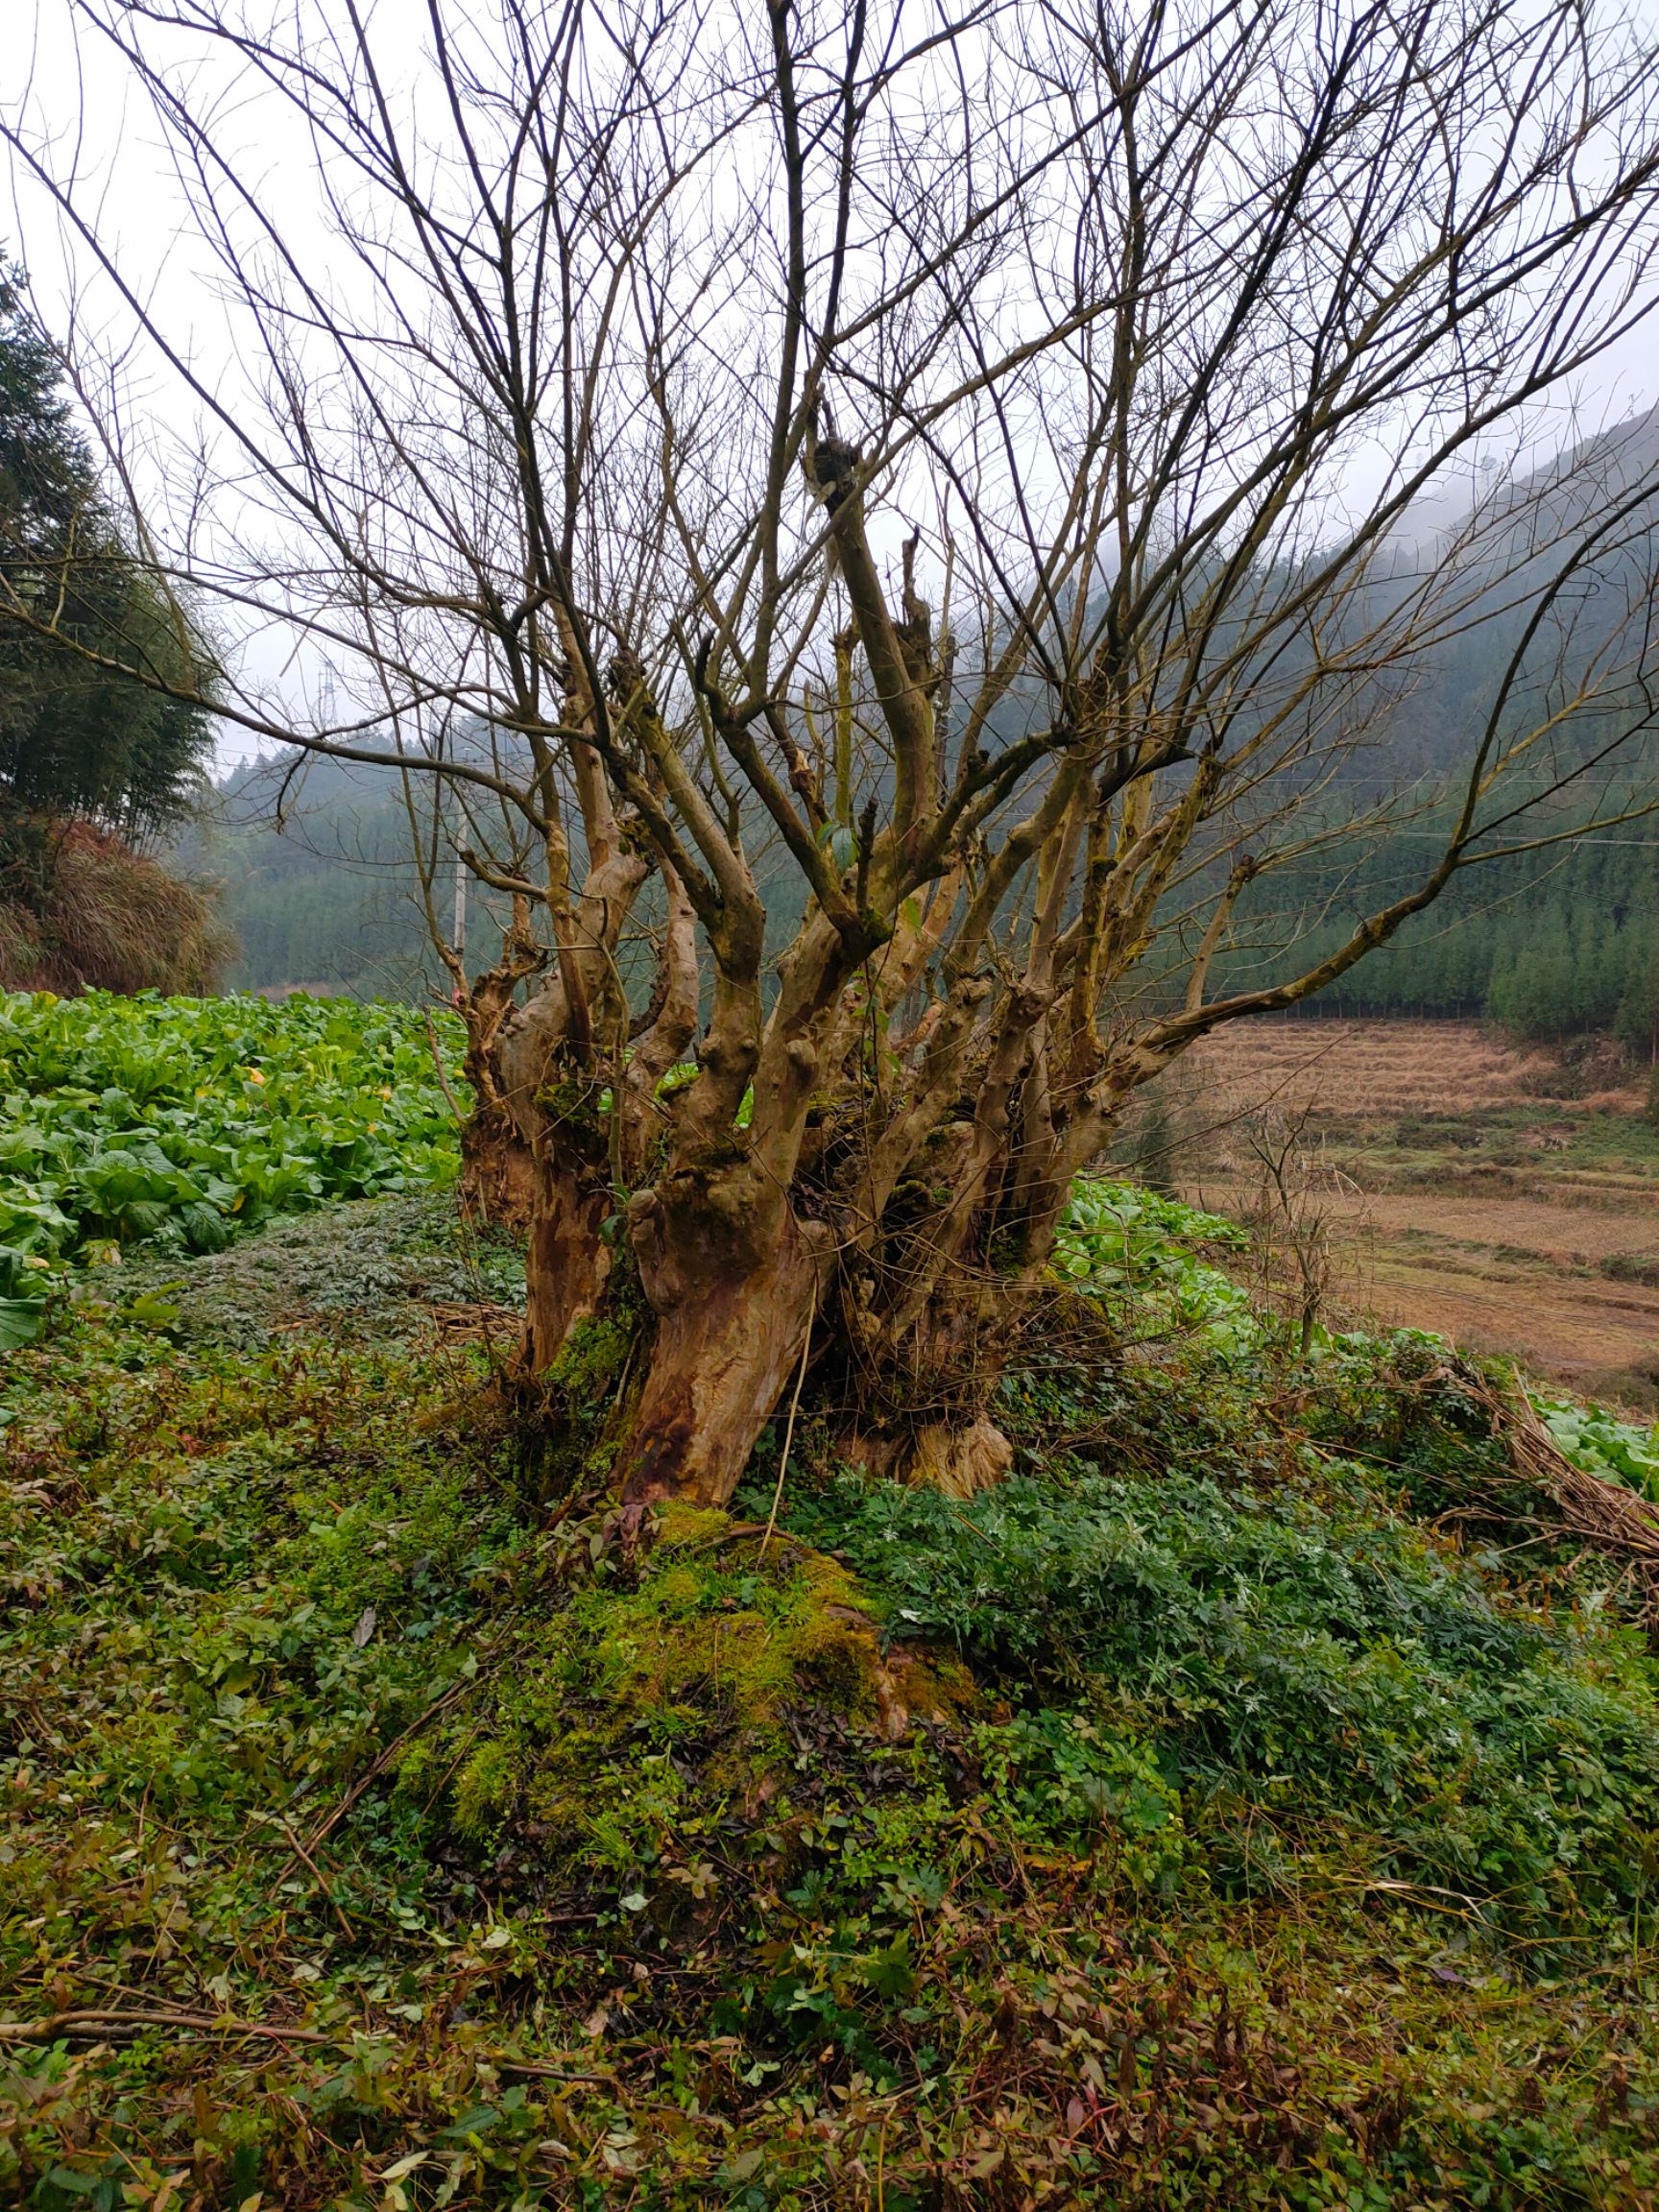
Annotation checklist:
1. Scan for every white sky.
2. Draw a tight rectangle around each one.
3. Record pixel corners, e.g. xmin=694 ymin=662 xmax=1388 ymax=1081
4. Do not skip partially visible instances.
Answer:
xmin=6 ymin=0 xmax=444 ymax=764
xmin=8 ymin=0 xmax=1659 ymax=771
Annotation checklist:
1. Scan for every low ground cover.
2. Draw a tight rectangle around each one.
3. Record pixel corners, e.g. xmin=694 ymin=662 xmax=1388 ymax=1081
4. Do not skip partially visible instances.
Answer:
xmin=5 ymin=1182 xmax=1659 ymax=2205
xmin=9 ymin=996 xmax=1659 ymax=2206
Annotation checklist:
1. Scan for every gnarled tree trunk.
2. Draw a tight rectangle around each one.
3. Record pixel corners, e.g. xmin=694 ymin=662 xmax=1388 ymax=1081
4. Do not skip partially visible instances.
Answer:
xmin=619 ymin=1167 xmax=830 ymax=1505
xmin=448 ymin=900 xmax=545 ymax=1234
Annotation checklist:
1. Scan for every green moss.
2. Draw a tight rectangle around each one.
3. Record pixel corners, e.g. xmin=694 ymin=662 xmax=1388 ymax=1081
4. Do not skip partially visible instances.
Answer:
xmin=451 ymin=1737 xmax=519 ymax=1839
xmin=517 ymin=1284 xmax=648 ymax=1503
xmin=651 ymin=1500 xmax=731 ymax=1547
xmin=532 ymin=1073 xmax=608 ymax=1131
xmin=545 ymin=1313 xmax=630 ymax=1398
xmin=569 ymin=1527 xmax=878 ymax=1730
xmin=428 ymin=1511 xmax=969 ymax=1876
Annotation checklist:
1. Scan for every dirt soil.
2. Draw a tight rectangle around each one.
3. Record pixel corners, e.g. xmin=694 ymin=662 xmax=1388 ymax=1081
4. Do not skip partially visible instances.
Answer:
xmin=1166 ymin=1019 xmax=1659 ymax=1400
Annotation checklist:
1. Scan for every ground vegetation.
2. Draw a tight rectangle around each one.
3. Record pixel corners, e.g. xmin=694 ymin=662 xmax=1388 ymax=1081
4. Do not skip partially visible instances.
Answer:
xmin=0 ymin=825 xmax=228 ymax=1002
xmin=9 ymin=998 xmax=1659 ymax=2202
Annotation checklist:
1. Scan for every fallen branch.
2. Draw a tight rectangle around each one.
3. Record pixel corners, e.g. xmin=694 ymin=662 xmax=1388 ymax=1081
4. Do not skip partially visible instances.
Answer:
xmin=0 ymin=2008 xmax=327 ymax=2046
xmin=264 ymin=1668 xmax=487 ymax=1899
xmin=1432 ymin=1359 xmax=1659 ymax=1630
xmin=495 ymin=2056 xmax=613 ymax=2084
xmin=0 ymin=2007 xmax=611 ymax=2086
xmin=278 ymin=1815 xmax=355 ymax=1939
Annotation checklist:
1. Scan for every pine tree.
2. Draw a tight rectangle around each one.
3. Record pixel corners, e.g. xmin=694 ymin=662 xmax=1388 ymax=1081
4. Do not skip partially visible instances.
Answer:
xmin=0 ymin=261 xmax=215 ymax=838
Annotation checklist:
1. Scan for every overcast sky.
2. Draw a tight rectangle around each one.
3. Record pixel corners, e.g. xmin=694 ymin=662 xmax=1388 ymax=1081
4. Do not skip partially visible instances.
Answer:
xmin=8 ymin=0 xmax=1659 ymax=772
xmin=6 ymin=0 xmax=445 ymax=764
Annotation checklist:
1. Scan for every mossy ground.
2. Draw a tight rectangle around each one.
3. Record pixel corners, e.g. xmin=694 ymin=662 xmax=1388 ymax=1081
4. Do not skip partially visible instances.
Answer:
xmin=7 ymin=1198 xmax=1659 ymax=2207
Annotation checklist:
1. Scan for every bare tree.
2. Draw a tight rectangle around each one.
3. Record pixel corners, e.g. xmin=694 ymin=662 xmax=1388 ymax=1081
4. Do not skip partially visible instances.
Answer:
xmin=1238 ymin=1104 xmax=1354 ymax=1359
xmin=7 ymin=0 xmax=1659 ymax=1505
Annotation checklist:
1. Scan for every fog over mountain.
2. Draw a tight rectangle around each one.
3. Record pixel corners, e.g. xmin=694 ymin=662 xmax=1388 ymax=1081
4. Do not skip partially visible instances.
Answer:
xmin=180 ymin=401 xmax=1659 ymax=1018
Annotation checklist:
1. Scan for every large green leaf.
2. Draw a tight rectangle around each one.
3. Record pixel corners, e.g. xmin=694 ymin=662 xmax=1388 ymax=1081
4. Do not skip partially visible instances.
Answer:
xmin=0 ymin=1295 xmax=47 ymax=1349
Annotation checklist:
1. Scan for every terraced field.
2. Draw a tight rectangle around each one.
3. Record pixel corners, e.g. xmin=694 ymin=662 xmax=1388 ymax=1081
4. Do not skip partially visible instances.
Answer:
xmin=1171 ymin=1018 xmax=1659 ymax=1401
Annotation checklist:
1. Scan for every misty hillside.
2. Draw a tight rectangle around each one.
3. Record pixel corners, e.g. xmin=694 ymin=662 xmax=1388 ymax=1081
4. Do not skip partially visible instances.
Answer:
xmin=171 ymin=752 xmax=492 ymax=997
xmin=180 ymin=409 xmax=1659 ymax=1016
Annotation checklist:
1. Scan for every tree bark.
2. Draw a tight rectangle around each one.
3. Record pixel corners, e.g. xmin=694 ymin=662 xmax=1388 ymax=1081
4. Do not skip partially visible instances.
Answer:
xmin=523 ymin=1156 xmax=616 ymax=1372
xmin=615 ymin=1167 xmax=830 ymax=1508
xmin=449 ymin=897 xmax=546 ymax=1233
xmin=458 ymin=1097 xmax=538 ymax=1233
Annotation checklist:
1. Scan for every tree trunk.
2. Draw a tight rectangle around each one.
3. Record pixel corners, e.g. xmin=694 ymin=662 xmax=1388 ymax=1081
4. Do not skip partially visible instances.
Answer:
xmin=615 ymin=1237 xmax=819 ymax=1507
xmin=827 ymin=1119 xmax=1092 ymax=1492
xmin=833 ymin=1278 xmax=1025 ymax=1492
xmin=523 ymin=1156 xmax=615 ymax=1372
xmin=447 ymin=895 xmax=548 ymax=1233
xmin=458 ymin=1097 xmax=538 ymax=1233
xmin=614 ymin=1169 xmax=830 ymax=1508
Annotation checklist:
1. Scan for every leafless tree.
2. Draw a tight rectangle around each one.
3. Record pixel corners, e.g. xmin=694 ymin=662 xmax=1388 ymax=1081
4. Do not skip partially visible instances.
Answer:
xmin=7 ymin=0 xmax=1659 ymax=1504
xmin=1238 ymin=1103 xmax=1356 ymax=1359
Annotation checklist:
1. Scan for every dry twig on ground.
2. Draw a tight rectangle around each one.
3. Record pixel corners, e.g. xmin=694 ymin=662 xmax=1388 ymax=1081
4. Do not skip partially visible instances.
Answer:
xmin=1435 ymin=1361 xmax=1659 ymax=1628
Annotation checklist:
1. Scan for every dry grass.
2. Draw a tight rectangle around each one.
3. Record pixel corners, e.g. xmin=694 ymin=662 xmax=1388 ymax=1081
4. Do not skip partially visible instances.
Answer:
xmin=1356 ymin=1235 xmax=1659 ymax=1394
xmin=0 ymin=819 xmax=230 ymax=995
xmin=1162 ymin=1018 xmax=1659 ymax=1402
xmin=1434 ymin=1358 xmax=1659 ymax=1631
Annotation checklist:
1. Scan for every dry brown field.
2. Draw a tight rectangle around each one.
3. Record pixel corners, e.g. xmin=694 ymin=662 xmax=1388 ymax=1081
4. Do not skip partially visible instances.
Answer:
xmin=1164 ymin=1019 xmax=1659 ymax=1401
xmin=1181 ymin=1016 xmax=1647 ymax=1122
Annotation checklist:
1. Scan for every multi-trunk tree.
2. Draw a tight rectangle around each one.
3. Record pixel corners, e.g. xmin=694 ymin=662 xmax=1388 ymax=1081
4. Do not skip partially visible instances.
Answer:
xmin=7 ymin=0 xmax=1659 ymax=1503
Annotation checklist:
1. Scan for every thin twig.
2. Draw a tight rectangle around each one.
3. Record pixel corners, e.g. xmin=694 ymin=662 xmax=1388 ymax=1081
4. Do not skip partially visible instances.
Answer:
xmin=759 ymin=1285 xmax=816 ymax=1560
xmin=495 ymin=2056 xmax=613 ymax=2084
xmin=422 ymin=1008 xmax=467 ymax=1124
xmin=0 ymin=2008 xmax=328 ymax=2046
xmin=277 ymin=1816 xmax=355 ymax=1939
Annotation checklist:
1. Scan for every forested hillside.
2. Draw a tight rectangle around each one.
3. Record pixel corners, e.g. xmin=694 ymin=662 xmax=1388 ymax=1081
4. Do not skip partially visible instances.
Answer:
xmin=1216 ymin=806 xmax=1659 ymax=1044
xmin=1199 ymin=408 xmax=1659 ymax=1039
xmin=203 ymin=757 xmax=1659 ymax=1044
xmin=182 ymin=749 xmax=804 ymax=1001
xmin=172 ymin=756 xmax=460 ymax=998
xmin=195 ymin=411 xmax=1659 ymax=1028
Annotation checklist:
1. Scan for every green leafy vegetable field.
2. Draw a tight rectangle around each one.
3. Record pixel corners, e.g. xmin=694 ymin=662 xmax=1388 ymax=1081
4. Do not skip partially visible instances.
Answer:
xmin=0 ymin=993 xmax=463 ymax=1346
